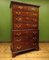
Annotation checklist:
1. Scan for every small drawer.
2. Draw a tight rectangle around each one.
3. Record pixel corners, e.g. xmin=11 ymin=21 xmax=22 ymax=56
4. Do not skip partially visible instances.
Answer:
xmin=31 ymin=7 xmax=39 ymax=12
xmin=13 ymin=36 xmax=28 ymax=42
xmin=16 ymin=46 xmax=22 ymax=50
xmin=12 ymin=4 xmax=39 ymax=13
xmin=33 ymin=30 xmax=39 ymax=37
xmin=12 ymin=5 xmax=24 ymax=11
xmin=12 ymin=30 xmax=28 ymax=37
xmin=16 ymin=39 xmax=21 ymax=42
xmin=27 ymin=36 xmax=38 ymax=43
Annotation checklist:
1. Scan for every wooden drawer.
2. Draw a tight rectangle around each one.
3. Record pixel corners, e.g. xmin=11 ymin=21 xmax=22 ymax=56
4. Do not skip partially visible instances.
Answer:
xmin=12 ymin=30 xmax=34 ymax=39
xmin=33 ymin=30 xmax=38 ymax=35
xmin=13 ymin=36 xmax=38 ymax=43
xmin=13 ymin=10 xmax=38 ymax=18
xmin=12 ymin=30 xmax=38 ymax=39
xmin=13 ymin=16 xmax=38 ymax=24
xmin=13 ymin=23 xmax=38 ymax=30
xmin=12 ymin=30 xmax=28 ymax=37
xmin=12 ymin=4 xmax=39 ymax=13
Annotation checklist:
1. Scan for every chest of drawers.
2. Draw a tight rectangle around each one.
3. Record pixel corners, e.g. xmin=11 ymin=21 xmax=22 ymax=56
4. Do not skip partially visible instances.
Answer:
xmin=10 ymin=1 xmax=40 ymax=57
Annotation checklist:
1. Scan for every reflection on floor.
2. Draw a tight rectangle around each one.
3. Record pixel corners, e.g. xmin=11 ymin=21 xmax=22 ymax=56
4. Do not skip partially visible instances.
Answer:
xmin=0 ymin=43 xmax=49 ymax=60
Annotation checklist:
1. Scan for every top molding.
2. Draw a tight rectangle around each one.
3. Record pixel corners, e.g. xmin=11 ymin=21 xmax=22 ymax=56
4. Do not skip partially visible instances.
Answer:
xmin=10 ymin=1 xmax=40 ymax=8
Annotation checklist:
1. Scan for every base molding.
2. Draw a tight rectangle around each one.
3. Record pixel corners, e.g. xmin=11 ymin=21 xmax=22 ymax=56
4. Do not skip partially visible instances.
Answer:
xmin=11 ymin=47 xmax=39 ymax=57
xmin=39 ymin=41 xmax=49 ymax=43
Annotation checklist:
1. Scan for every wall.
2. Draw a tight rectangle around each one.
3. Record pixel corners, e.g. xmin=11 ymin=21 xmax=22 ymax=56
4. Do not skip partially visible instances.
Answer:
xmin=0 ymin=0 xmax=11 ymax=42
xmin=0 ymin=0 xmax=49 ymax=42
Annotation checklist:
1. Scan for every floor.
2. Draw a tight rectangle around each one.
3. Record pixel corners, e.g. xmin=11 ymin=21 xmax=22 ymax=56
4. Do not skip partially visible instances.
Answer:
xmin=0 ymin=43 xmax=49 ymax=60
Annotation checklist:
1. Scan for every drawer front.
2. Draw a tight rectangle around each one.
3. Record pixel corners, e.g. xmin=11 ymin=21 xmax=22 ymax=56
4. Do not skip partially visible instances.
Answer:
xmin=33 ymin=30 xmax=38 ymax=35
xmin=12 ymin=30 xmax=38 ymax=36
xmin=12 ymin=30 xmax=28 ymax=37
xmin=13 ymin=36 xmax=38 ymax=43
xmin=13 ymin=23 xmax=38 ymax=30
xmin=13 ymin=16 xmax=38 ymax=24
xmin=12 ymin=4 xmax=39 ymax=13
xmin=12 ymin=30 xmax=38 ymax=42
xmin=13 ymin=10 xmax=38 ymax=18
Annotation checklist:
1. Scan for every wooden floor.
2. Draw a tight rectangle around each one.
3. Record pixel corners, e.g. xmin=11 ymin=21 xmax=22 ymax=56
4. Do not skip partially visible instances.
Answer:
xmin=0 ymin=43 xmax=49 ymax=60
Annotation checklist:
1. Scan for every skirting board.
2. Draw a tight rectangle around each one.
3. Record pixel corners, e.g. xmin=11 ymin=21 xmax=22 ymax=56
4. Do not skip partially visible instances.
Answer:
xmin=0 ymin=41 xmax=49 ymax=43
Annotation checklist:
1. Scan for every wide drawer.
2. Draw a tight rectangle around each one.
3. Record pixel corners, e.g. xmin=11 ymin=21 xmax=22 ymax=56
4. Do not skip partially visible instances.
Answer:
xmin=12 ymin=30 xmax=39 ymax=40
xmin=13 ymin=10 xmax=38 ymax=18
xmin=13 ymin=36 xmax=38 ymax=43
xmin=13 ymin=16 xmax=38 ymax=24
xmin=13 ymin=23 xmax=38 ymax=30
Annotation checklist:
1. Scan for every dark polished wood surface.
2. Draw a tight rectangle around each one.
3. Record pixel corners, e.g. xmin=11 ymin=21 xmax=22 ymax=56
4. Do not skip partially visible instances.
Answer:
xmin=10 ymin=1 xmax=40 ymax=57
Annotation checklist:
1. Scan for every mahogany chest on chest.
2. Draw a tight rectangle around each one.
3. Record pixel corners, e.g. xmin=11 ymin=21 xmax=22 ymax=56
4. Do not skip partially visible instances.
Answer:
xmin=10 ymin=1 xmax=40 ymax=57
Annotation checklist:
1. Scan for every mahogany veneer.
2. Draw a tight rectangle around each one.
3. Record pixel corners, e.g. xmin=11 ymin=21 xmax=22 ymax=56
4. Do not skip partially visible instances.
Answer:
xmin=10 ymin=1 xmax=40 ymax=57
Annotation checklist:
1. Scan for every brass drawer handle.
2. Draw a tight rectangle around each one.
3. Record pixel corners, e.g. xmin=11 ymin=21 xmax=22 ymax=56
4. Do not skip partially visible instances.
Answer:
xmin=19 ymin=18 xmax=22 ymax=21
xmin=16 ymin=12 xmax=21 ymax=15
xmin=33 ymin=32 xmax=37 ymax=34
xmin=26 ymin=24 xmax=30 ymax=26
xmin=32 ymin=24 xmax=37 ymax=27
xmin=18 ymin=18 xmax=22 ymax=21
xmin=16 ymin=12 xmax=18 ymax=14
xmin=17 ymin=46 xmax=21 ymax=49
xmin=26 ymin=12 xmax=28 ymax=14
xmin=16 ymin=39 xmax=21 ymax=42
xmin=26 ymin=17 xmax=29 ymax=19
xmin=19 ymin=12 xmax=21 ymax=14
xmin=33 ymin=13 xmax=37 ymax=16
xmin=16 ymin=24 xmax=21 ymax=28
xmin=16 ymin=32 xmax=21 ymax=36
xmin=33 ymin=37 xmax=37 ymax=39
xmin=33 ymin=19 xmax=37 ymax=22
xmin=31 ymin=8 xmax=35 ymax=10
xmin=18 ymin=6 xmax=23 ymax=9
xmin=16 ymin=18 xmax=22 ymax=21
xmin=16 ymin=18 xmax=18 ymax=20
